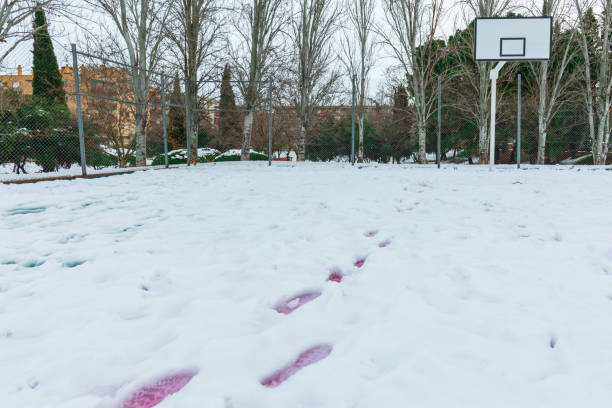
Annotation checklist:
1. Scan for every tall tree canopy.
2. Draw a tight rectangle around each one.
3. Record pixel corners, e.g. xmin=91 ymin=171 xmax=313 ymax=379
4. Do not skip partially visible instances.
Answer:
xmin=31 ymin=5 xmax=65 ymax=107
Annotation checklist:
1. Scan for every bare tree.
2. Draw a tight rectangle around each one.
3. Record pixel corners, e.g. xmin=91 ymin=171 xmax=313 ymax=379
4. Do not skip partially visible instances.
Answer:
xmin=165 ymin=0 xmax=222 ymax=163
xmin=81 ymin=65 xmax=137 ymax=168
xmin=529 ymin=0 xmax=579 ymax=164
xmin=574 ymin=0 xmax=597 ymax=159
xmin=84 ymin=0 xmax=170 ymax=166
xmin=341 ymin=0 xmax=376 ymax=163
xmin=0 ymin=0 xmax=53 ymax=64
xmin=232 ymin=0 xmax=286 ymax=160
xmin=460 ymin=0 xmax=512 ymax=163
xmin=574 ymin=0 xmax=612 ymax=165
xmin=597 ymin=0 xmax=612 ymax=163
xmin=574 ymin=0 xmax=611 ymax=164
xmin=380 ymin=0 xmax=445 ymax=163
xmin=292 ymin=0 xmax=341 ymax=161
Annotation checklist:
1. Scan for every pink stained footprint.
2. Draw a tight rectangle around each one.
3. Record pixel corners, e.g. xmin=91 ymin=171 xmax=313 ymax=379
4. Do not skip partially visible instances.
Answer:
xmin=119 ymin=369 xmax=198 ymax=408
xmin=354 ymin=256 xmax=367 ymax=268
xmin=261 ymin=344 xmax=333 ymax=388
xmin=364 ymin=230 xmax=379 ymax=237
xmin=327 ymin=267 xmax=343 ymax=282
xmin=378 ymin=240 xmax=391 ymax=248
xmin=275 ymin=291 xmax=322 ymax=314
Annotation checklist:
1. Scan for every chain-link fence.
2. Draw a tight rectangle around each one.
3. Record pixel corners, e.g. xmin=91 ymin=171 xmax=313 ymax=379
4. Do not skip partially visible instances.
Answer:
xmin=0 ymin=44 xmax=166 ymax=180
xmin=0 ymin=52 xmax=85 ymax=177
xmin=2 ymin=44 xmax=610 ymax=182
xmin=0 ymin=43 xmax=276 ymax=181
xmin=267 ymin=75 xmax=609 ymax=166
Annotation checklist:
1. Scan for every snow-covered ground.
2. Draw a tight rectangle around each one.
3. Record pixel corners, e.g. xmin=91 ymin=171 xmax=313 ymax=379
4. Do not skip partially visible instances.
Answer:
xmin=0 ymin=163 xmax=166 ymax=182
xmin=1 ymin=163 xmax=612 ymax=408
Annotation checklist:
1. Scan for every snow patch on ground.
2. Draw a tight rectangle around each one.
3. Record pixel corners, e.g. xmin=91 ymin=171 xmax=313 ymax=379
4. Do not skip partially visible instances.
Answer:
xmin=1 ymin=162 xmax=612 ymax=407
xmin=0 ymin=163 xmax=169 ymax=182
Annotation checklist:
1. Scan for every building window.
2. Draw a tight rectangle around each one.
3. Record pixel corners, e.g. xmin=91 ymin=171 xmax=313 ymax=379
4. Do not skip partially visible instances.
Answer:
xmin=65 ymin=95 xmax=69 ymax=102
xmin=63 ymin=80 xmax=68 ymax=87
xmin=13 ymin=82 xmax=19 ymax=89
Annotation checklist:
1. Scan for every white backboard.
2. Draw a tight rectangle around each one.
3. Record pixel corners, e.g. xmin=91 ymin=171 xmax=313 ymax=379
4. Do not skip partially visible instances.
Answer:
xmin=474 ymin=17 xmax=552 ymax=61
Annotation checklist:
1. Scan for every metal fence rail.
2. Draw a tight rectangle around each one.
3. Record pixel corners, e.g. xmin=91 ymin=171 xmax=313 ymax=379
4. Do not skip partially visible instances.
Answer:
xmin=1 ymin=42 xmax=610 ymax=181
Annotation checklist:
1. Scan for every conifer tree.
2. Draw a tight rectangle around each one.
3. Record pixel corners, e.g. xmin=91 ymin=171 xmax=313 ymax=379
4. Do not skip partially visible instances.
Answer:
xmin=167 ymin=75 xmax=186 ymax=149
xmin=31 ymin=6 xmax=65 ymax=107
xmin=218 ymin=64 xmax=241 ymax=150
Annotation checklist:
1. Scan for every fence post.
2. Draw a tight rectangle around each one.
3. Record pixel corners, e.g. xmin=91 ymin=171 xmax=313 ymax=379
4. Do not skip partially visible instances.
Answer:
xmin=517 ymin=73 xmax=521 ymax=169
xmin=351 ymin=74 xmax=356 ymax=165
xmin=268 ymin=78 xmax=273 ymax=166
xmin=71 ymin=44 xmax=87 ymax=176
xmin=437 ymin=75 xmax=441 ymax=169
xmin=161 ymin=73 xmax=169 ymax=168
xmin=184 ymin=77 xmax=192 ymax=165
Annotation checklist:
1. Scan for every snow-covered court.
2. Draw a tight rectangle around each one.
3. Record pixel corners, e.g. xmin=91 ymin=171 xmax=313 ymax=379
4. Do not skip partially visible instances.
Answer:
xmin=2 ymin=163 xmax=612 ymax=408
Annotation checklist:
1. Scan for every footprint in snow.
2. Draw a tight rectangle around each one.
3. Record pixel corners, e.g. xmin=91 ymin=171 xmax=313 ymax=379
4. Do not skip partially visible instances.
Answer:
xmin=327 ymin=267 xmax=343 ymax=283
xmin=260 ymin=344 xmax=333 ymax=388
xmin=353 ymin=256 xmax=367 ymax=268
xmin=118 ymin=369 xmax=198 ymax=408
xmin=62 ymin=260 xmax=86 ymax=268
xmin=22 ymin=260 xmax=45 ymax=268
xmin=549 ymin=336 xmax=557 ymax=349
xmin=6 ymin=206 xmax=47 ymax=216
xmin=274 ymin=290 xmax=322 ymax=315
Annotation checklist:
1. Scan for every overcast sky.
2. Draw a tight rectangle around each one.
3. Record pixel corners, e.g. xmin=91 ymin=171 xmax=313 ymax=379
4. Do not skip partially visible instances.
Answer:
xmin=2 ymin=0 xmax=536 ymax=102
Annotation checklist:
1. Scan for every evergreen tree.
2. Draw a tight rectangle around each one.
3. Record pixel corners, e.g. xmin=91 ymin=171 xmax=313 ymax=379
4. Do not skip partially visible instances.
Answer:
xmin=390 ymin=84 xmax=413 ymax=162
xmin=31 ymin=6 xmax=65 ymax=107
xmin=167 ymin=74 xmax=186 ymax=149
xmin=218 ymin=64 xmax=242 ymax=150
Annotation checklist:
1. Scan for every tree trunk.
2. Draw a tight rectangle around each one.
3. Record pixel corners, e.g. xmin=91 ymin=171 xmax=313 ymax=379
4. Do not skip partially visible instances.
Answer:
xmin=188 ymin=103 xmax=198 ymax=164
xmin=477 ymin=63 xmax=489 ymax=164
xmin=602 ymin=117 xmax=610 ymax=164
xmin=134 ymin=103 xmax=146 ymax=166
xmin=537 ymin=125 xmax=547 ymax=164
xmin=577 ymin=17 xmax=597 ymax=164
xmin=119 ymin=153 xmax=127 ymax=168
xmin=241 ymin=110 xmax=254 ymax=160
xmin=186 ymin=75 xmax=198 ymax=164
xmin=298 ymin=122 xmax=307 ymax=161
xmin=417 ymin=120 xmax=426 ymax=163
xmin=537 ymin=61 xmax=548 ymax=164
xmin=478 ymin=124 xmax=488 ymax=164
xmin=357 ymin=115 xmax=364 ymax=163
xmin=595 ymin=120 xmax=607 ymax=165
xmin=595 ymin=0 xmax=611 ymax=164
xmin=586 ymin=94 xmax=595 ymax=162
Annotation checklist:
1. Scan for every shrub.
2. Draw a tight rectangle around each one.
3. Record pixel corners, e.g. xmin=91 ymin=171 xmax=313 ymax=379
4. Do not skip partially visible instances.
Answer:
xmin=87 ymin=150 xmax=119 ymax=169
xmin=214 ymin=152 xmax=268 ymax=162
xmin=151 ymin=150 xmax=187 ymax=165
xmin=151 ymin=149 xmax=220 ymax=165
xmin=198 ymin=153 xmax=219 ymax=163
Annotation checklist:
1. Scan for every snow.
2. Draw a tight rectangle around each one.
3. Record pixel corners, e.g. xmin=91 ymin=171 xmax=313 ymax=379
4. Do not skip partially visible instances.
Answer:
xmin=0 ymin=163 xmax=168 ymax=182
xmin=272 ymin=151 xmax=297 ymax=161
xmin=164 ymin=148 xmax=220 ymax=158
xmin=1 ymin=162 xmax=612 ymax=408
xmin=218 ymin=148 xmax=264 ymax=157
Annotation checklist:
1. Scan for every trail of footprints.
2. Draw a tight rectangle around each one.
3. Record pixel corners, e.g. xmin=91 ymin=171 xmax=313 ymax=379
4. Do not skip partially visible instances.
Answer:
xmin=260 ymin=228 xmax=390 ymax=388
xmin=117 ymin=229 xmax=391 ymax=407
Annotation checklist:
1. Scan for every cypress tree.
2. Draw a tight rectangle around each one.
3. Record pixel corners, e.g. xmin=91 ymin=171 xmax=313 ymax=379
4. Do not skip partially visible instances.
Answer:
xmin=31 ymin=6 xmax=66 ymax=107
xmin=218 ymin=64 xmax=242 ymax=149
